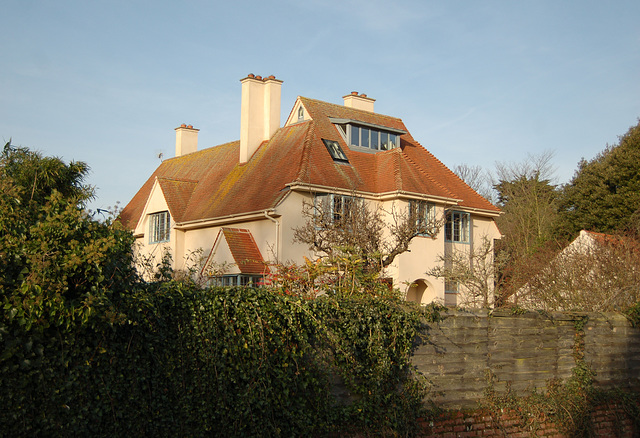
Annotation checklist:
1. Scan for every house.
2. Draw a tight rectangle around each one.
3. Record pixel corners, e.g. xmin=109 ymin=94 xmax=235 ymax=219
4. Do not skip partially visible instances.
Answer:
xmin=119 ymin=74 xmax=501 ymax=305
xmin=515 ymin=230 xmax=640 ymax=311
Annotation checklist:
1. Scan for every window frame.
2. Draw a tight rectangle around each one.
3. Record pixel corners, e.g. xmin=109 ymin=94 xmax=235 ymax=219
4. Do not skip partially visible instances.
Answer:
xmin=322 ymin=139 xmax=349 ymax=162
xmin=314 ymin=193 xmax=362 ymax=225
xmin=444 ymin=210 xmax=470 ymax=243
xmin=409 ymin=200 xmax=437 ymax=236
xmin=210 ymin=274 xmax=263 ymax=287
xmin=149 ymin=211 xmax=171 ymax=244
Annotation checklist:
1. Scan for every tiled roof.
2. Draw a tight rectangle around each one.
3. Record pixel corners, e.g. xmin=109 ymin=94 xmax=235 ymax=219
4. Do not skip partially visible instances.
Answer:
xmin=119 ymin=96 xmax=499 ymax=230
xmin=222 ymin=228 xmax=265 ymax=274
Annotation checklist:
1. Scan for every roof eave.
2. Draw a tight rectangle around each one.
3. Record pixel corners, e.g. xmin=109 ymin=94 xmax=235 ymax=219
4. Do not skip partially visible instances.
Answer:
xmin=176 ymin=209 xmax=280 ymax=231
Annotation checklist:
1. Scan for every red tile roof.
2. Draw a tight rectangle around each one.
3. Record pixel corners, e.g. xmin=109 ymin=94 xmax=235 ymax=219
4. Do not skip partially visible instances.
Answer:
xmin=119 ymin=96 xmax=499 ymax=230
xmin=221 ymin=228 xmax=265 ymax=274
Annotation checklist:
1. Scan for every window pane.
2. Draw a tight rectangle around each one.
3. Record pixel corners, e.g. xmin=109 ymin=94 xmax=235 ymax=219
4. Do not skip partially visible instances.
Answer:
xmin=351 ymin=126 xmax=360 ymax=146
xmin=370 ymin=129 xmax=379 ymax=149
xmin=380 ymin=132 xmax=389 ymax=150
xmin=360 ymin=128 xmax=371 ymax=148
xmin=389 ymin=134 xmax=397 ymax=149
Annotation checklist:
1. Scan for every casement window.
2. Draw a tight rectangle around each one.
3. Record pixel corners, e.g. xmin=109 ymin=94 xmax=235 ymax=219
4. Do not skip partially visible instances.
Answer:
xmin=331 ymin=119 xmax=406 ymax=152
xmin=445 ymin=211 xmax=470 ymax=243
xmin=409 ymin=200 xmax=437 ymax=236
xmin=210 ymin=275 xmax=263 ymax=287
xmin=149 ymin=211 xmax=171 ymax=244
xmin=444 ymin=280 xmax=458 ymax=307
xmin=314 ymin=193 xmax=361 ymax=224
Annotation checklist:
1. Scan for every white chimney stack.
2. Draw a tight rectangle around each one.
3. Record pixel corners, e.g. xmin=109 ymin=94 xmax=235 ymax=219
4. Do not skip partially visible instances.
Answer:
xmin=175 ymin=124 xmax=199 ymax=157
xmin=343 ymin=91 xmax=375 ymax=112
xmin=239 ymin=74 xmax=282 ymax=164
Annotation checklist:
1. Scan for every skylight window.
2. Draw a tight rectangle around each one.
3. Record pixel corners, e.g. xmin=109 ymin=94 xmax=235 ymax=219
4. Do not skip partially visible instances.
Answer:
xmin=322 ymin=139 xmax=349 ymax=162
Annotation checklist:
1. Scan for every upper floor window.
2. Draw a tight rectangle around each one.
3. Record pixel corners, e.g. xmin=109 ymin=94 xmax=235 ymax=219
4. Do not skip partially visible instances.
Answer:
xmin=349 ymin=125 xmax=398 ymax=151
xmin=297 ymin=106 xmax=304 ymax=121
xmin=409 ymin=200 xmax=437 ymax=236
xmin=445 ymin=211 xmax=469 ymax=243
xmin=314 ymin=193 xmax=362 ymax=225
xmin=149 ymin=211 xmax=171 ymax=244
xmin=330 ymin=118 xmax=405 ymax=153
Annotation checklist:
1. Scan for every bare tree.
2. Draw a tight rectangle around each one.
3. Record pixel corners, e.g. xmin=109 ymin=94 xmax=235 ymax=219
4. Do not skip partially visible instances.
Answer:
xmin=517 ymin=232 xmax=640 ymax=311
xmin=426 ymin=235 xmax=498 ymax=308
xmin=452 ymin=163 xmax=495 ymax=204
xmin=292 ymin=193 xmax=443 ymax=295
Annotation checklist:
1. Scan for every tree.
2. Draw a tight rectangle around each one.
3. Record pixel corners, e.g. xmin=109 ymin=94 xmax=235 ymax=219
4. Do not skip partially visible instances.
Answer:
xmin=0 ymin=142 xmax=136 ymax=331
xmin=492 ymin=152 xmax=561 ymax=302
xmin=291 ymin=194 xmax=442 ymax=296
xmin=557 ymin=120 xmax=640 ymax=237
xmin=518 ymin=231 xmax=640 ymax=312
xmin=452 ymin=163 xmax=495 ymax=204
xmin=426 ymin=236 xmax=498 ymax=308
xmin=0 ymin=141 xmax=94 ymax=208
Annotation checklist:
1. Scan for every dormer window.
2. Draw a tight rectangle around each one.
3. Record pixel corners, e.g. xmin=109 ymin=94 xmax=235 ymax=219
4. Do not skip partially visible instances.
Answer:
xmin=329 ymin=118 xmax=405 ymax=153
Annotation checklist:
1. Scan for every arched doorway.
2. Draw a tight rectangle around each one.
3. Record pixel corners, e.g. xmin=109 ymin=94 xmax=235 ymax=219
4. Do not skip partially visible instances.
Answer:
xmin=406 ymin=279 xmax=439 ymax=304
xmin=406 ymin=279 xmax=428 ymax=304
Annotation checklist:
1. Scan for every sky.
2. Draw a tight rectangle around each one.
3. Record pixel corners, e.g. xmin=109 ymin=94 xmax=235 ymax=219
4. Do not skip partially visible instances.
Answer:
xmin=2 ymin=0 xmax=639 ymax=212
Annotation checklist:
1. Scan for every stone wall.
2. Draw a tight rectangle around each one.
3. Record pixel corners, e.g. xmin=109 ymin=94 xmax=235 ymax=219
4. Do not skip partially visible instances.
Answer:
xmin=412 ymin=309 xmax=640 ymax=408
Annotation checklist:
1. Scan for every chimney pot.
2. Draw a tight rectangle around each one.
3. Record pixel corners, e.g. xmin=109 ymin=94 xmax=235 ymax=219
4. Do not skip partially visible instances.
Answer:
xmin=187 ymin=124 xmax=193 ymax=128
xmin=360 ymin=93 xmax=367 ymax=97
xmin=351 ymin=91 xmax=358 ymax=95
xmin=268 ymin=75 xmax=275 ymax=79
xmin=256 ymin=75 xmax=262 ymax=80
xmin=181 ymin=123 xmax=186 ymax=127
xmin=247 ymin=73 xmax=255 ymax=78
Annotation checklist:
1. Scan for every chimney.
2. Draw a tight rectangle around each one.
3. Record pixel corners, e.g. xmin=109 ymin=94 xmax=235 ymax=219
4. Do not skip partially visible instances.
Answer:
xmin=239 ymin=74 xmax=283 ymax=163
xmin=175 ymin=124 xmax=199 ymax=157
xmin=343 ymin=91 xmax=375 ymax=112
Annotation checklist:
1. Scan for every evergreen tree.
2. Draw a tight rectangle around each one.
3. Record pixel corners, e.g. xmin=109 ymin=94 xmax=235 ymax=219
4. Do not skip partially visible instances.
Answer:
xmin=557 ymin=120 xmax=640 ymax=237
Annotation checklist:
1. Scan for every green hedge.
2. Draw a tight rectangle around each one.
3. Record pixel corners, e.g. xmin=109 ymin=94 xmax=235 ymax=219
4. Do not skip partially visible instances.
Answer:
xmin=1 ymin=284 xmax=426 ymax=437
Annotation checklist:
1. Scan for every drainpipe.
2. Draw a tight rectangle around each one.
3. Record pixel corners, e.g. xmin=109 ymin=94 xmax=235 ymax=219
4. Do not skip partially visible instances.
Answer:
xmin=264 ymin=211 xmax=280 ymax=262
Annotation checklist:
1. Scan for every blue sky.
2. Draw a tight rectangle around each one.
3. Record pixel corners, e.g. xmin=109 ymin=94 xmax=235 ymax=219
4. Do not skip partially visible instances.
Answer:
xmin=2 ymin=0 xmax=639 ymax=212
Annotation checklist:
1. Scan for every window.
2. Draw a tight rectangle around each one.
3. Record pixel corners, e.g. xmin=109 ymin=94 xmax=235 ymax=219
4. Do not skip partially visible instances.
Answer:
xmin=348 ymin=124 xmax=399 ymax=151
xmin=444 ymin=280 xmax=458 ymax=307
xmin=149 ymin=211 xmax=170 ymax=244
xmin=297 ymin=106 xmax=304 ymax=121
xmin=409 ymin=200 xmax=436 ymax=236
xmin=445 ymin=211 xmax=470 ymax=243
xmin=210 ymin=274 xmax=263 ymax=287
xmin=314 ymin=193 xmax=361 ymax=225
xmin=329 ymin=118 xmax=405 ymax=152
xmin=322 ymin=139 xmax=348 ymax=162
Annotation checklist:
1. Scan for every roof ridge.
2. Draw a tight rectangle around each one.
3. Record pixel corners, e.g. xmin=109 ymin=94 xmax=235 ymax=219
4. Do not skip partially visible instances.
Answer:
xmin=299 ymin=96 xmax=403 ymax=122
xmin=157 ymin=176 xmax=199 ymax=184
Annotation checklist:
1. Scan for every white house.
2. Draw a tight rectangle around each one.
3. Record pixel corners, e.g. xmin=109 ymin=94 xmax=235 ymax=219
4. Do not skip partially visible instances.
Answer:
xmin=119 ymin=74 xmax=501 ymax=305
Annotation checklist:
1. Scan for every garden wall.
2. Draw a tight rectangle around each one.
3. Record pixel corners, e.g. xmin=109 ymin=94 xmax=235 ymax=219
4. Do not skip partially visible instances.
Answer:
xmin=412 ymin=309 xmax=640 ymax=409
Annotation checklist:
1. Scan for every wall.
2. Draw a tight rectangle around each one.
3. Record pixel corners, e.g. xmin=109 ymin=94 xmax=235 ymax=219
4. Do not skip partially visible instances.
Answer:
xmin=412 ymin=309 xmax=640 ymax=409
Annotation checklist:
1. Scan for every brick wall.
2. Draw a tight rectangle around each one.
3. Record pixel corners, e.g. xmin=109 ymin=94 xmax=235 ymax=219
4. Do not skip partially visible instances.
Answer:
xmin=418 ymin=403 xmax=637 ymax=437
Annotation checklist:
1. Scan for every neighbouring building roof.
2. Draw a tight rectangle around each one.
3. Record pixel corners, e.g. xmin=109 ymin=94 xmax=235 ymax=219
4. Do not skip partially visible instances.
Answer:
xmin=119 ymin=95 xmax=499 ymax=230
